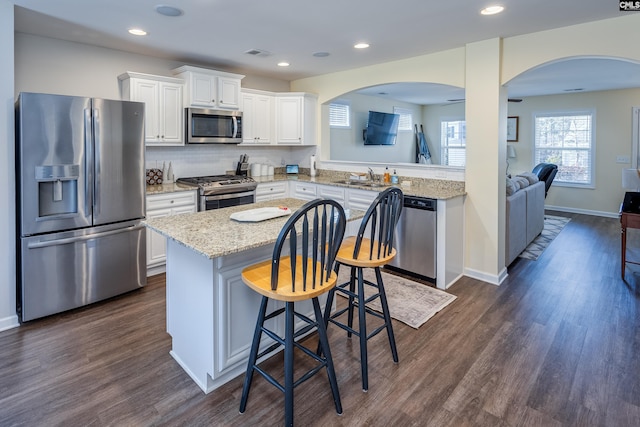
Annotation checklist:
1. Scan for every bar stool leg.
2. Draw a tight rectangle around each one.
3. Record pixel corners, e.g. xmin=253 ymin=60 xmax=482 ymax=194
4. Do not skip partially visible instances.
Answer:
xmin=347 ymin=266 xmax=357 ymax=337
xmin=240 ymin=296 xmax=269 ymax=413
xmin=374 ymin=267 xmax=398 ymax=363
xmin=312 ymin=297 xmax=343 ymax=415
xmin=284 ymin=302 xmax=295 ymax=427
xmin=356 ymin=267 xmax=369 ymax=391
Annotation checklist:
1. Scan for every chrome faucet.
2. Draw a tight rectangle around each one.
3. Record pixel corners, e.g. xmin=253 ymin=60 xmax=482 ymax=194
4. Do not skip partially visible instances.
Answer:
xmin=367 ymin=167 xmax=375 ymax=181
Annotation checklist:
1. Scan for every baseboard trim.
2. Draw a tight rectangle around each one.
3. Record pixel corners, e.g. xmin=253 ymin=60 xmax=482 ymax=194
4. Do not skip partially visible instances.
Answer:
xmin=0 ymin=314 xmax=20 ymax=332
xmin=463 ymin=267 xmax=501 ymax=286
xmin=545 ymin=205 xmax=618 ymax=219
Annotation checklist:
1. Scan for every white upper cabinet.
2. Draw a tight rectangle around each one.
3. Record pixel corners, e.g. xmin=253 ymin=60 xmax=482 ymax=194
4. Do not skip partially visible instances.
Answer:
xmin=241 ymin=90 xmax=273 ymax=144
xmin=172 ymin=65 xmax=244 ymax=110
xmin=275 ymin=93 xmax=317 ymax=145
xmin=119 ymin=72 xmax=184 ymax=146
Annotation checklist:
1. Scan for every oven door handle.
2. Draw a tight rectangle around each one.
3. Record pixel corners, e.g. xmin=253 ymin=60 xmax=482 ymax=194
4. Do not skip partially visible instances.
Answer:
xmin=204 ymin=190 xmax=256 ymax=201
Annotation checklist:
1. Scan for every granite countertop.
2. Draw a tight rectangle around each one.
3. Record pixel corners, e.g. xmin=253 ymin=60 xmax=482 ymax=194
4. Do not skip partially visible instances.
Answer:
xmin=254 ymin=173 xmax=466 ymax=200
xmin=147 ymin=171 xmax=466 ymax=200
xmin=146 ymin=182 xmax=197 ymax=195
xmin=144 ymin=198 xmax=364 ymax=259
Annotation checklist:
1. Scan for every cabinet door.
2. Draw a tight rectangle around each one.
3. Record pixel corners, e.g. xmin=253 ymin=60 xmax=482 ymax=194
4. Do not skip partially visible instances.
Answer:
xmin=318 ymin=185 xmax=346 ymax=207
xmin=146 ymin=207 xmax=171 ymax=268
xmin=241 ymin=93 xmax=256 ymax=143
xmin=217 ymin=77 xmax=241 ymax=110
xmin=160 ymin=83 xmax=184 ymax=144
xmin=190 ymin=72 xmax=216 ymax=107
xmin=253 ymin=95 xmax=272 ymax=143
xmin=132 ymin=79 xmax=160 ymax=143
xmin=276 ymin=96 xmax=303 ymax=144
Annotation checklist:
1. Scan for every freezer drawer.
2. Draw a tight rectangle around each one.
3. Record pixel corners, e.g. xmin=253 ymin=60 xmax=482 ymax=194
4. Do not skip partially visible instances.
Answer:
xmin=18 ymin=222 xmax=146 ymax=322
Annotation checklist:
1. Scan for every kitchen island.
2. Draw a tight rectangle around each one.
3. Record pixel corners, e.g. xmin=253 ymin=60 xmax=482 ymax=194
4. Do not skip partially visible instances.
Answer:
xmin=144 ymin=198 xmax=364 ymax=393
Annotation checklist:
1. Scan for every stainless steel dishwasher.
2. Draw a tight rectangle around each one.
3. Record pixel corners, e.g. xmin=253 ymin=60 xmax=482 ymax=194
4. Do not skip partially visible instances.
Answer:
xmin=387 ymin=195 xmax=437 ymax=281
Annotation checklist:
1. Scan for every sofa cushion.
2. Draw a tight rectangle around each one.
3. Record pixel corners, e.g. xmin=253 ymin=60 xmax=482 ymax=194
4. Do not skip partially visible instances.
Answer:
xmin=517 ymin=172 xmax=540 ymax=185
xmin=506 ymin=177 xmax=519 ymax=196
xmin=514 ymin=176 xmax=530 ymax=189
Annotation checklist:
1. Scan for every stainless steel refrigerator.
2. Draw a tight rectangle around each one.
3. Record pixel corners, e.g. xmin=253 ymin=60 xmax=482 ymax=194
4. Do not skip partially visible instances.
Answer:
xmin=15 ymin=92 xmax=147 ymax=322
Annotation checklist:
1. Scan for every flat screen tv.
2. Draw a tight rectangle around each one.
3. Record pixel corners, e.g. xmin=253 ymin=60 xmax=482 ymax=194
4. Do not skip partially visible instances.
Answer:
xmin=364 ymin=111 xmax=399 ymax=145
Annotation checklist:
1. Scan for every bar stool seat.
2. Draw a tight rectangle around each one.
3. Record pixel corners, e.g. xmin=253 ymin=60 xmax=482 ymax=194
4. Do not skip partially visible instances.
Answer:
xmin=239 ymin=199 xmax=346 ymax=427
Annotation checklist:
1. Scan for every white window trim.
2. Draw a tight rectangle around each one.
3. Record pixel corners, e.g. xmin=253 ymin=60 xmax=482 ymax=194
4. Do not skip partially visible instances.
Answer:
xmin=532 ymin=109 xmax=596 ymax=189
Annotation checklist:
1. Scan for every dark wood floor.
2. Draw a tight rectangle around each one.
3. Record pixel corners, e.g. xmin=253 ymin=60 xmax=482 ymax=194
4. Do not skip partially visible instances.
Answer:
xmin=2 ymin=212 xmax=640 ymax=426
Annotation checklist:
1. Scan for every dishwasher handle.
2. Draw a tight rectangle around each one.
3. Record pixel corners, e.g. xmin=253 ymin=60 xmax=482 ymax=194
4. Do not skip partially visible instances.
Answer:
xmin=404 ymin=196 xmax=436 ymax=211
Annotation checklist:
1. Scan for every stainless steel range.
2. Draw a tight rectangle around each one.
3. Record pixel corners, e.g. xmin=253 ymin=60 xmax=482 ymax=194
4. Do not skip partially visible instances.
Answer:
xmin=177 ymin=175 xmax=257 ymax=211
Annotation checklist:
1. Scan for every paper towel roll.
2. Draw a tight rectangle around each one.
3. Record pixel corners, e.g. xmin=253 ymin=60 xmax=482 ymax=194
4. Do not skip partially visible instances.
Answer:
xmin=310 ymin=155 xmax=317 ymax=177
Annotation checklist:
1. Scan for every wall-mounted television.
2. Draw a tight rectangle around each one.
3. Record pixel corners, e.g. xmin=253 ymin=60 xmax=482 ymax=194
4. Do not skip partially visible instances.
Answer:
xmin=364 ymin=111 xmax=399 ymax=146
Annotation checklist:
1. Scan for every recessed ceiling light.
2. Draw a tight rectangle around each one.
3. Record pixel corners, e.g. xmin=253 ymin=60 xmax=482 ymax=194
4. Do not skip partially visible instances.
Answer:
xmin=128 ymin=28 xmax=147 ymax=36
xmin=155 ymin=5 xmax=184 ymax=17
xmin=277 ymin=62 xmax=290 ymax=67
xmin=313 ymin=51 xmax=330 ymax=58
xmin=354 ymin=43 xmax=370 ymax=49
xmin=480 ymin=5 xmax=504 ymax=15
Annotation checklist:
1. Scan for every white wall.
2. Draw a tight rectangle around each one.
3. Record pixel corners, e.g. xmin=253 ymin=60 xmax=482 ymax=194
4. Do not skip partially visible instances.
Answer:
xmin=1 ymin=1 xmax=17 ymax=331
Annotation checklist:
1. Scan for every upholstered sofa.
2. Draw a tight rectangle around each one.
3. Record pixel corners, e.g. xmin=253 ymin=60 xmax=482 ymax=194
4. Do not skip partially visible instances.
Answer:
xmin=505 ymin=174 xmax=545 ymax=266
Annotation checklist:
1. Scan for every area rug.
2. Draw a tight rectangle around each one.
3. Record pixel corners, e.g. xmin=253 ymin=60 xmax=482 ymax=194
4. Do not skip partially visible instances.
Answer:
xmin=335 ymin=268 xmax=456 ymax=329
xmin=519 ymin=215 xmax=571 ymax=261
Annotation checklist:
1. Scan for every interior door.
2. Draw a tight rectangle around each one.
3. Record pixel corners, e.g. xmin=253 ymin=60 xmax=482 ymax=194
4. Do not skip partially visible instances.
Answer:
xmin=92 ymin=98 xmax=145 ymax=225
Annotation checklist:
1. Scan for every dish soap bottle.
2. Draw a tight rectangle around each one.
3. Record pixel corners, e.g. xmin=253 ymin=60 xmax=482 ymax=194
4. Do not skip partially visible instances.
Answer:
xmin=391 ymin=169 xmax=399 ymax=184
xmin=383 ymin=166 xmax=390 ymax=183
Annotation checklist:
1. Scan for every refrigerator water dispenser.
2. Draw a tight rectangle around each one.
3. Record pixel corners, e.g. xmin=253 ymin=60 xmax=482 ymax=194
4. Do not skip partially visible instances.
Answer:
xmin=35 ymin=164 xmax=79 ymax=218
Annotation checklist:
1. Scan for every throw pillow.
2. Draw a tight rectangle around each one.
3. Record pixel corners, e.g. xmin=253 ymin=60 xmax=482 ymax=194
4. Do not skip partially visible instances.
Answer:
xmin=517 ymin=172 xmax=540 ymax=185
xmin=506 ymin=177 xmax=518 ymax=196
xmin=514 ymin=176 xmax=530 ymax=189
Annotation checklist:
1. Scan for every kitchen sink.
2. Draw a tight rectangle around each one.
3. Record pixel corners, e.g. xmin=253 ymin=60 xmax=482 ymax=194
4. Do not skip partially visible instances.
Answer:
xmin=332 ymin=179 xmax=357 ymax=185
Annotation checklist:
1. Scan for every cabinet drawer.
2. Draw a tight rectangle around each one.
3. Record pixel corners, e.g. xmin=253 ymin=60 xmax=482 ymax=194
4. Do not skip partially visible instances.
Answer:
xmin=291 ymin=182 xmax=317 ymax=199
xmin=317 ymin=185 xmax=345 ymax=205
xmin=256 ymin=181 xmax=288 ymax=198
xmin=147 ymin=191 xmax=197 ymax=211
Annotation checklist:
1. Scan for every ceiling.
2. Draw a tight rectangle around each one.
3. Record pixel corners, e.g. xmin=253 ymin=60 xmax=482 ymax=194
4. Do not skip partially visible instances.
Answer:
xmin=12 ymin=1 xmax=640 ymax=104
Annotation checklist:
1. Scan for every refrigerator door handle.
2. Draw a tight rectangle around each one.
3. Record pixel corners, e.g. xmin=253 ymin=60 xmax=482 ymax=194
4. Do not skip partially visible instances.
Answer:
xmin=84 ymin=108 xmax=93 ymax=217
xmin=93 ymin=108 xmax=100 ymax=216
xmin=26 ymin=224 xmax=145 ymax=249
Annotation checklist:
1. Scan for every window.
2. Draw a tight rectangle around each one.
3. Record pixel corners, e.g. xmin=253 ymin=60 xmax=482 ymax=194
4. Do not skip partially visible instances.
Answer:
xmin=440 ymin=120 xmax=466 ymax=167
xmin=393 ymin=107 xmax=413 ymax=131
xmin=534 ymin=111 xmax=594 ymax=186
xmin=329 ymin=103 xmax=350 ymax=128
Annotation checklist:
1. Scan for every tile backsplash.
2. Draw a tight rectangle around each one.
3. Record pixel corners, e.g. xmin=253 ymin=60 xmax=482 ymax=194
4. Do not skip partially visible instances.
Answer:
xmin=145 ymin=145 xmax=318 ymax=178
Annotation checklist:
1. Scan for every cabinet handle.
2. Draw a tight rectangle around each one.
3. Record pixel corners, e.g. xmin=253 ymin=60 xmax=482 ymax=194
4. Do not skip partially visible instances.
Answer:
xmin=170 ymin=200 xmax=174 ymax=204
xmin=212 ymin=99 xmax=215 ymax=103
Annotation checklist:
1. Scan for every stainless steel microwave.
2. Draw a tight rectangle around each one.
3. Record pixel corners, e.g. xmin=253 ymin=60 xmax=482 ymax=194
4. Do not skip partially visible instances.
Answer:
xmin=185 ymin=108 xmax=242 ymax=144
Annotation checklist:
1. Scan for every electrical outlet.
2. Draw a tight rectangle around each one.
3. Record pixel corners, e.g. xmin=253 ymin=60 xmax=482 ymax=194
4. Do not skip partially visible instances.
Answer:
xmin=617 ymin=155 xmax=631 ymax=164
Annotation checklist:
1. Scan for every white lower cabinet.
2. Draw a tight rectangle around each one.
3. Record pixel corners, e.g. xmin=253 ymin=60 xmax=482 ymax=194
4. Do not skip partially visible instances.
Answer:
xmin=289 ymin=182 xmax=317 ymax=200
xmin=317 ymin=184 xmax=346 ymax=207
xmin=255 ymin=181 xmax=288 ymax=202
xmin=146 ymin=191 xmax=197 ymax=275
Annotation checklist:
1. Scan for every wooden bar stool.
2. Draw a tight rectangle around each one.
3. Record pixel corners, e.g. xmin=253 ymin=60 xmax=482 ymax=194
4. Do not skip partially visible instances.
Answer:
xmin=239 ymin=199 xmax=347 ymax=427
xmin=322 ymin=187 xmax=404 ymax=391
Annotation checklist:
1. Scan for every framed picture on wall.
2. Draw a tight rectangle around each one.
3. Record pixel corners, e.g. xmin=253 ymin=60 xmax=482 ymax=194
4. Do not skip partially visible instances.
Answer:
xmin=507 ymin=116 xmax=519 ymax=142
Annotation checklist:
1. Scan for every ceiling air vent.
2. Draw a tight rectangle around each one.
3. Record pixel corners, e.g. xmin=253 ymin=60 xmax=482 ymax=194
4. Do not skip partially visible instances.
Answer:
xmin=244 ymin=49 xmax=272 ymax=57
